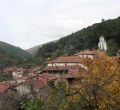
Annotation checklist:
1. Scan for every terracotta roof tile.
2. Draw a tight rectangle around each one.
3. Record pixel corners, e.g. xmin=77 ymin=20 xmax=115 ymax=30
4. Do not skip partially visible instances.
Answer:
xmin=26 ymin=76 xmax=47 ymax=89
xmin=25 ymin=73 xmax=60 ymax=89
xmin=43 ymin=65 xmax=82 ymax=71
xmin=65 ymin=68 xmax=88 ymax=79
xmin=65 ymin=69 xmax=80 ymax=78
xmin=39 ymin=73 xmax=60 ymax=80
xmin=34 ymin=77 xmax=47 ymax=89
xmin=0 ymin=83 xmax=11 ymax=93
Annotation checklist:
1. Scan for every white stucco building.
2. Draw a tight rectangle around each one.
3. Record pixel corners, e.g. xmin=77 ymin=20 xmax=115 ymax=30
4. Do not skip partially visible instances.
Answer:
xmin=98 ymin=35 xmax=107 ymax=51
xmin=47 ymin=56 xmax=84 ymax=67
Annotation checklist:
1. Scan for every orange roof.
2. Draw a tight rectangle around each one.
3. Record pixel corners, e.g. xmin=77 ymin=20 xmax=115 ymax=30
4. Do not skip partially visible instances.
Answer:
xmin=26 ymin=76 xmax=47 ymax=89
xmin=0 ymin=83 xmax=10 ymax=93
xmin=34 ymin=77 xmax=47 ymax=89
xmin=43 ymin=65 xmax=82 ymax=71
xmin=65 ymin=69 xmax=80 ymax=78
xmin=65 ymin=68 xmax=88 ymax=79
xmin=49 ymin=56 xmax=83 ymax=63
xmin=75 ymin=50 xmax=94 ymax=55
xmin=39 ymin=73 xmax=60 ymax=80
xmin=26 ymin=74 xmax=59 ymax=89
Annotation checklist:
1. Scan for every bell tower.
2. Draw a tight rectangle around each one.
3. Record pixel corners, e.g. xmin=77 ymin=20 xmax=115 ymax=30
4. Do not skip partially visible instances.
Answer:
xmin=98 ymin=35 xmax=107 ymax=51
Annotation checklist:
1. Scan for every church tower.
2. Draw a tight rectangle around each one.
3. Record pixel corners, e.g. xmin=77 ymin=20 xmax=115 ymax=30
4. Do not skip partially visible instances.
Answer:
xmin=98 ymin=35 xmax=107 ymax=51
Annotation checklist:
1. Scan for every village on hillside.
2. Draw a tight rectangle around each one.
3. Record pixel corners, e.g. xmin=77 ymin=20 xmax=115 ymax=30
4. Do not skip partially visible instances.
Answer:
xmin=0 ymin=36 xmax=120 ymax=109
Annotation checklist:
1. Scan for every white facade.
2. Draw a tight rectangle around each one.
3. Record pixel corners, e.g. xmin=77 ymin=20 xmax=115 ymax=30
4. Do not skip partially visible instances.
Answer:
xmin=48 ymin=62 xmax=82 ymax=67
xmin=47 ymin=62 xmax=87 ymax=69
xmin=77 ymin=54 xmax=94 ymax=59
xmin=12 ymin=71 xmax=23 ymax=79
xmin=98 ymin=35 xmax=107 ymax=51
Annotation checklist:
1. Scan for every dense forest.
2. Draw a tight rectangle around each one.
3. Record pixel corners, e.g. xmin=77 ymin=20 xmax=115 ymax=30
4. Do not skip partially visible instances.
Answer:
xmin=36 ymin=17 xmax=120 ymax=61
xmin=0 ymin=41 xmax=30 ymax=69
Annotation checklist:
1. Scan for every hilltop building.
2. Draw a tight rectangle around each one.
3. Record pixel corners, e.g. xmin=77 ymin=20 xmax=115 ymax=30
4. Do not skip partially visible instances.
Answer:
xmin=98 ymin=35 xmax=107 ymax=51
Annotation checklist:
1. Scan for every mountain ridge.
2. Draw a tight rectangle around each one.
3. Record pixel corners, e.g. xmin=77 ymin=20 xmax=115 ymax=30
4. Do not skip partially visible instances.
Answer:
xmin=35 ymin=16 xmax=120 ymax=62
xmin=26 ymin=44 xmax=42 ymax=55
xmin=26 ymin=40 xmax=59 ymax=55
xmin=0 ymin=41 xmax=30 ymax=69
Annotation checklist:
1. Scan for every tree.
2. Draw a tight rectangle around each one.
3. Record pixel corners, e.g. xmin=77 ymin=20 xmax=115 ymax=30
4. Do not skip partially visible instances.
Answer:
xmin=42 ymin=56 xmax=120 ymax=110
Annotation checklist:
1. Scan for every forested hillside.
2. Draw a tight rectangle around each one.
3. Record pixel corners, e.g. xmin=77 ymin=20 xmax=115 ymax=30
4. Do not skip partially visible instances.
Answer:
xmin=36 ymin=17 xmax=120 ymax=60
xmin=26 ymin=44 xmax=42 ymax=55
xmin=0 ymin=41 xmax=30 ymax=69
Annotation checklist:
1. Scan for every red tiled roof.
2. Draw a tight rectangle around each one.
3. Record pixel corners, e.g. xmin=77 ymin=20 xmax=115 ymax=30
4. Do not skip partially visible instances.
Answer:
xmin=3 ymin=67 xmax=27 ymax=73
xmin=3 ymin=67 xmax=16 ymax=73
xmin=65 ymin=69 xmax=80 ymax=78
xmin=34 ymin=77 xmax=47 ymax=89
xmin=26 ymin=76 xmax=47 ymax=89
xmin=75 ymin=50 xmax=94 ymax=55
xmin=39 ymin=73 xmax=60 ymax=80
xmin=26 ymin=73 xmax=60 ymax=89
xmin=49 ymin=56 xmax=83 ymax=63
xmin=43 ymin=65 xmax=82 ymax=71
xmin=65 ymin=68 xmax=88 ymax=79
xmin=0 ymin=83 xmax=11 ymax=93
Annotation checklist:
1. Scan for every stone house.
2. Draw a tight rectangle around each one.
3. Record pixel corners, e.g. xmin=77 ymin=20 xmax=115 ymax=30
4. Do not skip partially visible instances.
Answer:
xmin=42 ymin=55 xmax=88 ymax=89
xmin=74 ymin=50 xmax=95 ymax=59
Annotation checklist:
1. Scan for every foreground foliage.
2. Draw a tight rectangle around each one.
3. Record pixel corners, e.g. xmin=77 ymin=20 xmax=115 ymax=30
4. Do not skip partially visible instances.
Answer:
xmin=21 ymin=56 xmax=120 ymax=110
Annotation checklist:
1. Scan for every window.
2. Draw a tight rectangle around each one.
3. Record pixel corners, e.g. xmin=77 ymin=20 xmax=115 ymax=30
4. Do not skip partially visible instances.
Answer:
xmin=48 ymin=80 xmax=54 ymax=87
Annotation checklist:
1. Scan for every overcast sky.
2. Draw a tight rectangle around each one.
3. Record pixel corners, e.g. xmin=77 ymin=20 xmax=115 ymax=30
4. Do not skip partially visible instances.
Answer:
xmin=0 ymin=0 xmax=120 ymax=49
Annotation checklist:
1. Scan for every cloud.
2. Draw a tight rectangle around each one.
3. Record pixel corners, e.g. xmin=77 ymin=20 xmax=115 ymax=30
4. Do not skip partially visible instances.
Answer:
xmin=0 ymin=0 xmax=120 ymax=49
